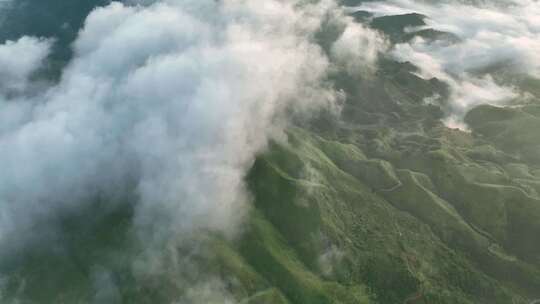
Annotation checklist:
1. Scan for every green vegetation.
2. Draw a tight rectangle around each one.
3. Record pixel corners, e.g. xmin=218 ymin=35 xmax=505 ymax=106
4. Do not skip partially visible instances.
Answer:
xmin=2 ymin=4 xmax=540 ymax=304
xmin=214 ymin=10 xmax=540 ymax=302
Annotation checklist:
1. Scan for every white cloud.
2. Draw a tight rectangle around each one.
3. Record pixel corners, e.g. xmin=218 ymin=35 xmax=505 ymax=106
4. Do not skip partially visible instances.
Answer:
xmin=0 ymin=0 xmax=386 ymax=267
xmin=0 ymin=36 xmax=51 ymax=91
xmin=356 ymin=0 xmax=540 ymax=126
xmin=332 ymin=21 xmax=388 ymax=76
xmin=0 ymin=0 xmax=319 ymax=245
xmin=392 ymin=41 xmax=518 ymax=115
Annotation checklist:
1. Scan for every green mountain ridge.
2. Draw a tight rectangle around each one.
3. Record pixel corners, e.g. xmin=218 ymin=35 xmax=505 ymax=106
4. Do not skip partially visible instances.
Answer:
xmin=2 ymin=3 xmax=540 ymax=304
xmin=210 ymin=8 xmax=540 ymax=302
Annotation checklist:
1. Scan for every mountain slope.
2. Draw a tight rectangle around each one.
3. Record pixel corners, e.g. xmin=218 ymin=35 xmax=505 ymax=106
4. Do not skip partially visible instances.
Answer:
xmin=1 ymin=1 xmax=540 ymax=303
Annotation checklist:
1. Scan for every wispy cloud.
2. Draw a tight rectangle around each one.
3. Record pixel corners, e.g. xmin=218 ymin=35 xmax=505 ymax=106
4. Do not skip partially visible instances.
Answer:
xmin=357 ymin=0 xmax=540 ymax=127
xmin=0 ymin=1 xmax=386 ymax=291
xmin=0 ymin=36 xmax=51 ymax=92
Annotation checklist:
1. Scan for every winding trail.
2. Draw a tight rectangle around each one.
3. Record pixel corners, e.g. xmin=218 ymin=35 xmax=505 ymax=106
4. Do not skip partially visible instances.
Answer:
xmin=403 ymin=291 xmax=425 ymax=304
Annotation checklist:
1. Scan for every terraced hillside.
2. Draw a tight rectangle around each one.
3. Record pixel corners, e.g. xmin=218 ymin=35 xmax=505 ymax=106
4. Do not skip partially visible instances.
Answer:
xmin=1 ymin=1 xmax=540 ymax=303
xmin=225 ymin=5 xmax=540 ymax=303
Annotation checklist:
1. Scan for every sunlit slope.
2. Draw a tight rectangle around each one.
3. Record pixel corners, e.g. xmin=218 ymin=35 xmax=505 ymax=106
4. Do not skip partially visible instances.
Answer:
xmin=238 ymin=123 xmax=539 ymax=303
xmin=228 ymin=9 xmax=540 ymax=301
xmin=2 ymin=4 xmax=540 ymax=304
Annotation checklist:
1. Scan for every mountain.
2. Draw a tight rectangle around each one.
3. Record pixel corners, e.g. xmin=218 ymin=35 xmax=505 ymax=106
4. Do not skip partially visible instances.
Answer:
xmin=1 ymin=1 xmax=540 ymax=303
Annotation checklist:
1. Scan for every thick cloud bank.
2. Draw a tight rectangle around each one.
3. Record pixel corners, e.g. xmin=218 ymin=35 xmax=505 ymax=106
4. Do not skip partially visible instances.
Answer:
xmin=357 ymin=0 xmax=540 ymax=127
xmin=0 ymin=0 xmax=384 ymax=262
